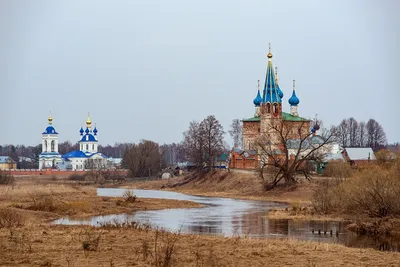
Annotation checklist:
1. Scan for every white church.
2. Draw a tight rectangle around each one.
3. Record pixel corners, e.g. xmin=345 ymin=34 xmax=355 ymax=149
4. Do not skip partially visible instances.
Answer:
xmin=39 ymin=114 xmax=108 ymax=170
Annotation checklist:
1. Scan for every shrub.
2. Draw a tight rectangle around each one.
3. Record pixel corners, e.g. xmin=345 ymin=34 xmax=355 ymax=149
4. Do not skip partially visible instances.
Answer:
xmin=343 ymin=167 xmax=400 ymax=217
xmin=153 ymin=229 xmax=180 ymax=267
xmin=323 ymin=160 xmax=354 ymax=179
xmin=312 ymin=160 xmax=400 ymax=218
xmin=0 ymin=208 xmax=25 ymax=236
xmin=79 ymin=228 xmax=102 ymax=252
xmin=69 ymin=174 xmax=85 ymax=181
xmin=312 ymin=180 xmax=342 ymax=214
xmin=0 ymin=171 xmax=15 ymax=185
xmin=123 ymin=190 xmax=136 ymax=203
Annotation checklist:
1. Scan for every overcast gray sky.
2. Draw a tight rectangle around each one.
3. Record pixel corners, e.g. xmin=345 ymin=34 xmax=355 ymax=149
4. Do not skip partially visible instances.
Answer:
xmin=0 ymin=0 xmax=399 ymax=146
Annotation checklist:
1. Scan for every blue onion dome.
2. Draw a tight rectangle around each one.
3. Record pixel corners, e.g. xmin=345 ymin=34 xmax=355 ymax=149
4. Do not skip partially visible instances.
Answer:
xmin=93 ymin=127 xmax=98 ymax=135
xmin=253 ymin=90 xmax=263 ymax=106
xmin=81 ymin=134 xmax=97 ymax=142
xmin=277 ymin=84 xmax=284 ymax=99
xmin=85 ymin=127 xmax=90 ymax=134
xmin=288 ymin=90 xmax=300 ymax=106
xmin=79 ymin=127 xmax=84 ymax=136
xmin=43 ymin=126 xmax=58 ymax=134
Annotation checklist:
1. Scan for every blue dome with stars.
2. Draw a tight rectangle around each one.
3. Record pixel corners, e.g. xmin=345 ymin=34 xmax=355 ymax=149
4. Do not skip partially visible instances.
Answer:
xmin=80 ymin=134 xmax=97 ymax=142
xmin=43 ymin=126 xmax=58 ymax=134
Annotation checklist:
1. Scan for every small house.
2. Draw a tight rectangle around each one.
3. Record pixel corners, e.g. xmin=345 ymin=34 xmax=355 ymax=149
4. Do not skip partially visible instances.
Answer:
xmin=341 ymin=147 xmax=376 ymax=167
xmin=0 ymin=156 xmax=17 ymax=170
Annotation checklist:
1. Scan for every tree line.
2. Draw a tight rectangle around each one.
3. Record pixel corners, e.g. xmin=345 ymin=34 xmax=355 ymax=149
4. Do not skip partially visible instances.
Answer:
xmin=333 ymin=118 xmax=387 ymax=150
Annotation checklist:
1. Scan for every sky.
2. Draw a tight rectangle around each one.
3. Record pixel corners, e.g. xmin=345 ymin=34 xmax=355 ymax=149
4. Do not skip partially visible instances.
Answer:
xmin=0 ymin=0 xmax=399 ymax=146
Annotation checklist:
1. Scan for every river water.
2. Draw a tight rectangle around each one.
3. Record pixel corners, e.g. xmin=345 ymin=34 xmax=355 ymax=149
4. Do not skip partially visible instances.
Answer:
xmin=52 ymin=189 xmax=400 ymax=252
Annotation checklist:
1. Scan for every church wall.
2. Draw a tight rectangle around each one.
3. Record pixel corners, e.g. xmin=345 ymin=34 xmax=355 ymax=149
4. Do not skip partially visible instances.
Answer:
xmin=242 ymin=121 xmax=260 ymax=150
xmin=284 ymin=121 xmax=311 ymax=139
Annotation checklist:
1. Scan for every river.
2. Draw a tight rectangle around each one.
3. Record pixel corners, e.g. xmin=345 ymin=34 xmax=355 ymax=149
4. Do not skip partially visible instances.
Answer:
xmin=52 ymin=188 xmax=400 ymax=252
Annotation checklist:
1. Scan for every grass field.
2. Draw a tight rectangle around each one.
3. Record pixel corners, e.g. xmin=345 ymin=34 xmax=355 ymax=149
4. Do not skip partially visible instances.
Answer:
xmin=1 ymin=174 xmax=400 ymax=266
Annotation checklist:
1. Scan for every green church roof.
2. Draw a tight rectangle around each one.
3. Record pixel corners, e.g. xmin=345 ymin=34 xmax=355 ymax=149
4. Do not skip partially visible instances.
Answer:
xmin=282 ymin=112 xmax=309 ymax=122
xmin=242 ymin=112 xmax=309 ymax=122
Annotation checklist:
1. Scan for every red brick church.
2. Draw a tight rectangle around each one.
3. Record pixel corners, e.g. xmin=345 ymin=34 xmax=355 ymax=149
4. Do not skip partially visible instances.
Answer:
xmin=229 ymin=46 xmax=311 ymax=169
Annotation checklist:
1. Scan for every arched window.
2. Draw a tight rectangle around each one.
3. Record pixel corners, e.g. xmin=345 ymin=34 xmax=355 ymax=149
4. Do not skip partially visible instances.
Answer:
xmin=92 ymin=144 xmax=94 ymax=150
xmin=274 ymin=104 xmax=278 ymax=114
xmin=86 ymin=144 xmax=88 ymax=151
xmin=51 ymin=140 xmax=55 ymax=152
xmin=267 ymin=103 xmax=271 ymax=113
xmin=45 ymin=141 xmax=48 ymax=152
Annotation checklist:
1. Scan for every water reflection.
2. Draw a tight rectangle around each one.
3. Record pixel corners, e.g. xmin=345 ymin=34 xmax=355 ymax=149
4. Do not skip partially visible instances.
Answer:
xmin=52 ymin=188 xmax=400 ymax=252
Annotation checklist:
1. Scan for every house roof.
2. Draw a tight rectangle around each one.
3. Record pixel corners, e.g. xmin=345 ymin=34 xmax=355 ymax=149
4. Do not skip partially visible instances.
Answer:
xmin=216 ymin=154 xmax=228 ymax=162
xmin=62 ymin=150 xmax=88 ymax=159
xmin=0 ymin=156 xmax=15 ymax=163
xmin=343 ymin=147 xmax=376 ymax=160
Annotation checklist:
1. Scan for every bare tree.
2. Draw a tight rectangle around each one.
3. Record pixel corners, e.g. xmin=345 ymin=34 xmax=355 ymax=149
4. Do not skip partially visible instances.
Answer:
xmin=228 ymin=119 xmax=242 ymax=148
xmin=366 ymin=119 xmax=387 ymax=150
xmin=122 ymin=140 xmax=161 ymax=177
xmin=257 ymin=120 xmax=335 ymax=190
xmin=348 ymin=117 xmax=358 ymax=147
xmin=334 ymin=119 xmax=350 ymax=148
xmin=201 ymin=115 xmax=225 ymax=170
xmin=357 ymin=121 xmax=366 ymax=147
xmin=181 ymin=121 xmax=206 ymax=169
xmin=181 ymin=115 xmax=225 ymax=171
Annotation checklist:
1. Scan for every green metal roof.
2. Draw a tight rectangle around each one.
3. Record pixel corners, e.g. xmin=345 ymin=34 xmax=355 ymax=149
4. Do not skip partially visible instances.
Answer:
xmin=242 ymin=116 xmax=260 ymax=122
xmin=282 ymin=112 xmax=309 ymax=122
xmin=242 ymin=112 xmax=308 ymax=122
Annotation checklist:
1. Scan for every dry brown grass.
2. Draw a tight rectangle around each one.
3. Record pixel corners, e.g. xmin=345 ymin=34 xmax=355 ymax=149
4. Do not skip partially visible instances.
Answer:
xmin=1 ymin=175 xmax=400 ymax=266
xmin=1 ymin=225 xmax=400 ymax=266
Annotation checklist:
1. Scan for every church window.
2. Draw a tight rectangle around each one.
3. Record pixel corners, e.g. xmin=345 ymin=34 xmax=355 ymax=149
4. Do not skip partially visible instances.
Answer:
xmin=274 ymin=104 xmax=278 ymax=114
xmin=267 ymin=103 xmax=271 ymax=113
xmin=51 ymin=141 xmax=55 ymax=152
xmin=92 ymin=144 xmax=94 ymax=150
xmin=86 ymin=144 xmax=88 ymax=150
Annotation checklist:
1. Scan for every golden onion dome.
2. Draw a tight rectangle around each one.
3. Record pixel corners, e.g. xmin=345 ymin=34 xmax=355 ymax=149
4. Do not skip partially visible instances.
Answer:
xmin=48 ymin=115 xmax=53 ymax=125
xmin=86 ymin=113 xmax=92 ymax=127
xmin=267 ymin=52 xmax=273 ymax=58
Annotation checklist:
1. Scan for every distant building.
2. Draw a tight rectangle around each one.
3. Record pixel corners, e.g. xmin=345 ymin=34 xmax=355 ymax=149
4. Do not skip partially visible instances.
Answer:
xmin=214 ymin=154 xmax=228 ymax=169
xmin=39 ymin=114 xmax=62 ymax=169
xmin=0 ymin=156 xmax=17 ymax=170
xmin=229 ymin=46 xmax=330 ymax=170
xmin=342 ymin=147 xmax=376 ymax=167
xmin=60 ymin=114 xmax=108 ymax=170
xmin=229 ymin=149 xmax=258 ymax=169
xmin=38 ymin=113 xmax=108 ymax=170
xmin=107 ymin=157 xmax=123 ymax=168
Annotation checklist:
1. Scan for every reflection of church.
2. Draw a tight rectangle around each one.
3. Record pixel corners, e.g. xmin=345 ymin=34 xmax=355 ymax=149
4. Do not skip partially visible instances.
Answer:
xmin=39 ymin=113 xmax=107 ymax=170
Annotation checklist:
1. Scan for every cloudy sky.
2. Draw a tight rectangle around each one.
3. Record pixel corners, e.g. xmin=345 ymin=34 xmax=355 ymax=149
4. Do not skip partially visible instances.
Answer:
xmin=0 ymin=0 xmax=399 ymax=146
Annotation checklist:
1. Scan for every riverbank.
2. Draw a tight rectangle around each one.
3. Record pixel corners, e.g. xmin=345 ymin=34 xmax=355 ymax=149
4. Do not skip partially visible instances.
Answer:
xmin=127 ymin=171 xmax=340 ymax=220
xmin=1 ymin=175 xmax=400 ymax=266
xmin=0 ymin=176 xmax=202 ymax=225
